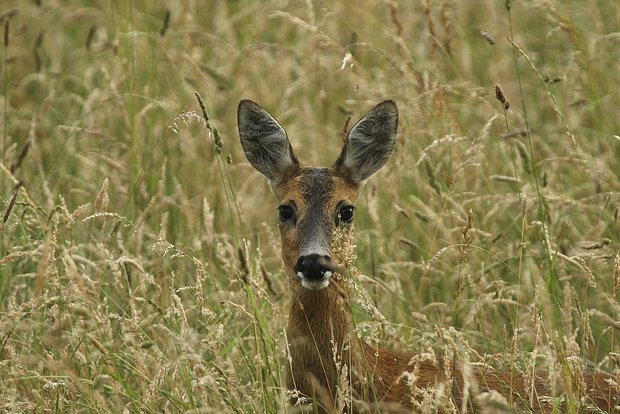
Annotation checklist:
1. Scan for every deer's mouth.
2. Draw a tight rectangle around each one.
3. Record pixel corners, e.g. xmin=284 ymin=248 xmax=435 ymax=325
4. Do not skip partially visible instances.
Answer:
xmin=296 ymin=270 xmax=333 ymax=290
xmin=294 ymin=254 xmax=343 ymax=290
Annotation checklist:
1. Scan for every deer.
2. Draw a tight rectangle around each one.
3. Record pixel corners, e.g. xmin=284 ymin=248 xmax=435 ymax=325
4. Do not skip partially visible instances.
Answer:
xmin=237 ymin=99 xmax=619 ymax=413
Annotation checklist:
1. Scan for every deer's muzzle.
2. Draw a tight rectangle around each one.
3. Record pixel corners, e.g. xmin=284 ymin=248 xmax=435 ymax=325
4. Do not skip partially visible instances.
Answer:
xmin=294 ymin=254 xmax=336 ymax=290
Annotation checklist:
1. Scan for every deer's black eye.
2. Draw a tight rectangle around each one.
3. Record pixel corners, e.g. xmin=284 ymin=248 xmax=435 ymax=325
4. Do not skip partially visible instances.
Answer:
xmin=278 ymin=205 xmax=295 ymax=222
xmin=338 ymin=206 xmax=355 ymax=224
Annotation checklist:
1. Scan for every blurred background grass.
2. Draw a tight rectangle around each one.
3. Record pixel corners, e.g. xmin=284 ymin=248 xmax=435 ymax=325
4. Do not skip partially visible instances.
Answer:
xmin=0 ymin=0 xmax=619 ymax=412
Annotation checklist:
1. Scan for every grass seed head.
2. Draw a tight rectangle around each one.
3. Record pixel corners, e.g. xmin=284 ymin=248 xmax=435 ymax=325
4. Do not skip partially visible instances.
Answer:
xmin=495 ymin=84 xmax=510 ymax=110
xmin=3 ymin=19 xmax=8 ymax=47
xmin=480 ymin=30 xmax=496 ymax=45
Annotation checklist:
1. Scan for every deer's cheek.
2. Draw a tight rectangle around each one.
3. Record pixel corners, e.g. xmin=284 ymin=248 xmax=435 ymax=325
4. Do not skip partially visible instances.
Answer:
xmin=280 ymin=231 xmax=300 ymax=270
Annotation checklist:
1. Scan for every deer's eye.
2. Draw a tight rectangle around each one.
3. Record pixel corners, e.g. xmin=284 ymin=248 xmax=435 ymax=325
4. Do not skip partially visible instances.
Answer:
xmin=278 ymin=205 xmax=295 ymax=222
xmin=338 ymin=206 xmax=355 ymax=224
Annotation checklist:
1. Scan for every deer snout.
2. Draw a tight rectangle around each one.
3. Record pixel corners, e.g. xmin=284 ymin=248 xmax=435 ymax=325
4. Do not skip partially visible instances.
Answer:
xmin=295 ymin=254 xmax=332 ymax=280
xmin=294 ymin=254 xmax=334 ymax=290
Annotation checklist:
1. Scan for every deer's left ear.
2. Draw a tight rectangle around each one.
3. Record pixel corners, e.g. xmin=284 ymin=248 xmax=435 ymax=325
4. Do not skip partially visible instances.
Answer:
xmin=333 ymin=100 xmax=398 ymax=183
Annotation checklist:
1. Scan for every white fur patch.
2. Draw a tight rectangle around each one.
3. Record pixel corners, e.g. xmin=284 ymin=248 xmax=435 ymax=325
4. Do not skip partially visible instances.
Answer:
xmin=301 ymin=278 xmax=330 ymax=290
xmin=297 ymin=270 xmax=333 ymax=290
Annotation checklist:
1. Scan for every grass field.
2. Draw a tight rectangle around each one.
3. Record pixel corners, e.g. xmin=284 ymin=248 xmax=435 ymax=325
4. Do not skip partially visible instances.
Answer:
xmin=1 ymin=0 xmax=619 ymax=412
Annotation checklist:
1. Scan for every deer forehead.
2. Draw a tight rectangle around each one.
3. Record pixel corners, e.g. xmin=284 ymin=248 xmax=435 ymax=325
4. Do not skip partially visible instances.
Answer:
xmin=274 ymin=167 xmax=360 ymax=210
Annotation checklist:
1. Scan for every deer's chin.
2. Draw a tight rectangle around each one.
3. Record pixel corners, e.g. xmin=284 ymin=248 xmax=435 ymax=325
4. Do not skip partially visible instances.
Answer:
xmin=297 ymin=271 xmax=332 ymax=290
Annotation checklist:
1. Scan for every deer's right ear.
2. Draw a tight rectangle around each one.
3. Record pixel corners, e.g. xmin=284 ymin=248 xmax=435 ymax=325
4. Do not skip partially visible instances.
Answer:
xmin=333 ymin=100 xmax=398 ymax=183
xmin=238 ymin=100 xmax=299 ymax=182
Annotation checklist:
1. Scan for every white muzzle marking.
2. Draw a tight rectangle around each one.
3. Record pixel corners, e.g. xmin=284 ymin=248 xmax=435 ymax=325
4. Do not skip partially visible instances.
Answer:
xmin=297 ymin=270 xmax=333 ymax=290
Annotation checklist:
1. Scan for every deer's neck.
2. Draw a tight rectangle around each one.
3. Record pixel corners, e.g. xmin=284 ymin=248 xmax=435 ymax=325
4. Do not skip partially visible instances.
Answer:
xmin=285 ymin=278 xmax=362 ymax=409
xmin=286 ymin=280 xmax=354 ymax=346
xmin=284 ymin=278 xmax=418 ymax=411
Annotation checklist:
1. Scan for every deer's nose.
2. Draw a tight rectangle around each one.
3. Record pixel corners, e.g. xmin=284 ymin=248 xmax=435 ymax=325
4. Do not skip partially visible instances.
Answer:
xmin=295 ymin=254 xmax=333 ymax=281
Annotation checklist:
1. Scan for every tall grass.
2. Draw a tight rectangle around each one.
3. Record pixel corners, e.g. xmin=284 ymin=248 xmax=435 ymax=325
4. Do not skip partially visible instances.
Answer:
xmin=0 ymin=1 xmax=619 ymax=412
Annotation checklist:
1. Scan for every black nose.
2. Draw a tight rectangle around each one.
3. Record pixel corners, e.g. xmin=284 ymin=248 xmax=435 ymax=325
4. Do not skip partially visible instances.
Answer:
xmin=294 ymin=254 xmax=332 ymax=280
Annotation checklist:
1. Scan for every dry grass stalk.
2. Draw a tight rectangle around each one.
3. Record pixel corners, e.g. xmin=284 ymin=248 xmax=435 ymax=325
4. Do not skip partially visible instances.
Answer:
xmin=501 ymin=130 xmax=528 ymax=139
xmin=387 ymin=0 xmax=403 ymax=37
xmin=507 ymin=36 xmax=577 ymax=149
xmin=491 ymin=175 xmax=520 ymax=184
xmin=440 ymin=0 xmax=453 ymax=56
xmin=424 ymin=0 xmax=437 ymax=59
xmin=2 ymin=182 xmax=21 ymax=223
xmin=613 ymin=254 xmax=620 ymax=299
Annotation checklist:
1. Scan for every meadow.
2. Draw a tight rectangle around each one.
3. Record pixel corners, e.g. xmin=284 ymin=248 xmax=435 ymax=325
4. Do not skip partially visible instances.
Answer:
xmin=1 ymin=0 xmax=619 ymax=412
